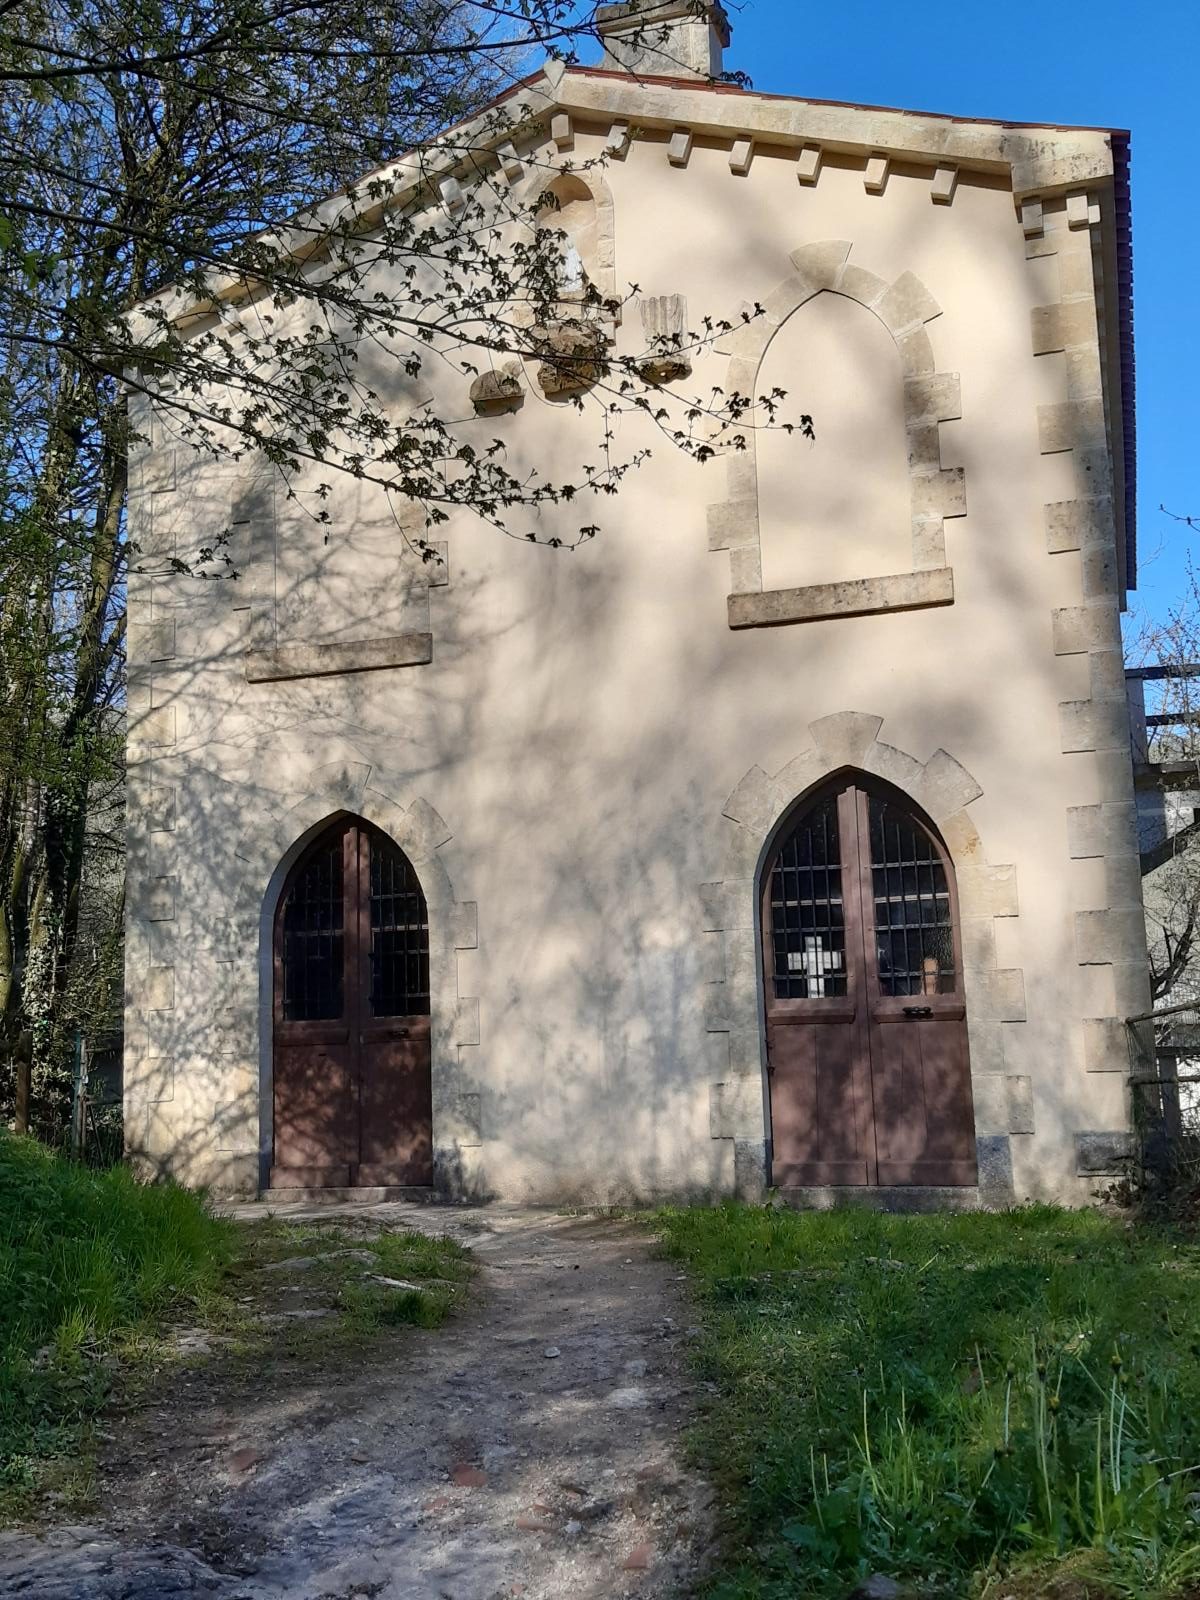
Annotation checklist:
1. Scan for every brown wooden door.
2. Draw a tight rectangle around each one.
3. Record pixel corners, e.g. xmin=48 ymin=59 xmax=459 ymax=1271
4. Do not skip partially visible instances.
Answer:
xmin=763 ymin=778 xmax=976 ymax=1188
xmin=271 ymin=818 xmax=433 ymax=1189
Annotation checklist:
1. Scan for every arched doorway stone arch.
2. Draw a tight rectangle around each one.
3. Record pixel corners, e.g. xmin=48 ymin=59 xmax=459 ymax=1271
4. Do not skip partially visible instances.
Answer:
xmin=227 ymin=761 xmax=483 ymax=1195
xmin=702 ymin=713 xmax=1028 ymax=1206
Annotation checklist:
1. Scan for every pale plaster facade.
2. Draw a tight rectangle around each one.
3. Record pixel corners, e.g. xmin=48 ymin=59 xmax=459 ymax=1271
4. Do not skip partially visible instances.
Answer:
xmin=124 ymin=5 xmax=1145 ymax=1205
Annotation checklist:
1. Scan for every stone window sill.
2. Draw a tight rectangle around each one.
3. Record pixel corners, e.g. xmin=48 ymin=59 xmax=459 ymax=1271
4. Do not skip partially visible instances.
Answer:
xmin=244 ymin=632 xmax=433 ymax=683
xmin=728 ymin=567 xmax=954 ymax=630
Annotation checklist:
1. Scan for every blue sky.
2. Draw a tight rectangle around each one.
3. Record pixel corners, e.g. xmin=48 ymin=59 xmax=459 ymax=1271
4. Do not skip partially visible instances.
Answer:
xmin=689 ymin=0 xmax=1197 ymax=632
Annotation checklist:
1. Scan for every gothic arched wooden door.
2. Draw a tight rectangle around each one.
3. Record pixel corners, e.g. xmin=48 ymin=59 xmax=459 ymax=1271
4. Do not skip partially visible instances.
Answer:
xmin=271 ymin=817 xmax=433 ymax=1189
xmin=762 ymin=776 xmax=977 ymax=1188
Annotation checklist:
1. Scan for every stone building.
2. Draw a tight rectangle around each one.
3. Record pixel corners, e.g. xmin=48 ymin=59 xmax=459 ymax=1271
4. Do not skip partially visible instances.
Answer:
xmin=124 ymin=1 xmax=1145 ymax=1205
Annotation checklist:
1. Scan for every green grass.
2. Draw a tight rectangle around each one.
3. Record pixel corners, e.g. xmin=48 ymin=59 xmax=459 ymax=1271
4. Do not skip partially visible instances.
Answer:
xmin=0 ymin=1130 xmax=234 ymax=1505
xmin=658 ymin=1203 xmax=1200 ymax=1600
xmin=220 ymin=1216 xmax=475 ymax=1338
xmin=0 ymin=1136 xmax=476 ymax=1521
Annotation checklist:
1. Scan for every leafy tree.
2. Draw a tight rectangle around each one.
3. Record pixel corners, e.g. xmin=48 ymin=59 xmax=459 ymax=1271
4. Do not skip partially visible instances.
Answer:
xmin=0 ymin=0 xmax=802 ymax=1130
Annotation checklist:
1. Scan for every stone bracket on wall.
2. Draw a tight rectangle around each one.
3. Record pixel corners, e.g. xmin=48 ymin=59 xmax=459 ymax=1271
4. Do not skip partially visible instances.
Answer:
xmin=708 ymin=241 xmax=966 ymax=629
xmin=701 ymin=712 xmax=1027 ymax=1205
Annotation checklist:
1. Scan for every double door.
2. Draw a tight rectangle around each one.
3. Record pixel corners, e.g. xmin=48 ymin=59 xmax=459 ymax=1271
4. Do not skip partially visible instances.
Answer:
xmin=763 ymin=779 xmax=977 ymax=1188
xmin=271 ymin=817 xmax=433 ymax=1188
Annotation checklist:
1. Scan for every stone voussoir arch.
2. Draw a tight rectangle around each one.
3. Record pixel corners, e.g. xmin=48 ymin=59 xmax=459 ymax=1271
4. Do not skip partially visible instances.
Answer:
xmin=708 ymin=241 xmax=967 ymax=627
xmin=225 ymin=759 xmax=482 ymax=1194
xmin=701 ymin=712 xmax=1028 ymax=1203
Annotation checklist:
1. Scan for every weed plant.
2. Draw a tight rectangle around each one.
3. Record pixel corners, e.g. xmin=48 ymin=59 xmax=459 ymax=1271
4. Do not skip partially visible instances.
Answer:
xmin=659 ymin=1203 xmax=1200 ymax=1599
xmin=0 ymin=1132 xmax=232 ymax=1502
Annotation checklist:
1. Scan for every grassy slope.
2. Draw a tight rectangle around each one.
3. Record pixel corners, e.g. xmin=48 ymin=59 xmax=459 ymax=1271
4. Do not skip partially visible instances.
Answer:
xmin=0 ymin=1131 xmax=235 ymax=1501
xmin=659 ymin=1204 xmax=1200 ymax=1600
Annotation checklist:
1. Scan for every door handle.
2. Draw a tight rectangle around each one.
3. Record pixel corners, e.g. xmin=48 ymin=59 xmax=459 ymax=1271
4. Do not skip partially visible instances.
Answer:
xmin=902 ymin=1006 xmax=933 ymax=1019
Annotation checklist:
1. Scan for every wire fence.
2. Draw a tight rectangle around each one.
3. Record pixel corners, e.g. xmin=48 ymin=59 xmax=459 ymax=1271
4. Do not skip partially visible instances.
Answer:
xmin=1126 ymin=1000 xmax=1200 ymax=1189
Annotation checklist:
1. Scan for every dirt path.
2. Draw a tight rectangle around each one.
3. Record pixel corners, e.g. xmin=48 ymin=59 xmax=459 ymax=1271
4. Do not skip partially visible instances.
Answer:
xmin=0 ymin=1204 xmax=717 ymax=1600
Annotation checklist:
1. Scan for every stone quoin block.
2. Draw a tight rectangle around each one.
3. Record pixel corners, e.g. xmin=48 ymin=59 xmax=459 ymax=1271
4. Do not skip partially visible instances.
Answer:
xmin=911 ymin=468 xmax=967 ymax=520
xmin=1075 ymin=906 xmax=1149 ymax=967
xmin=976 ymin=1135 xmax=1015 ymax=1193
xmin=130 ymin=618 xmax=176 ymax=662
xmin=1075 ymin=1132 xmax=1134 ymax=1176
xmin=896 ymin=328 xmax=936 ymax=376
xmin=1059 ymin=697 xmax=1130 ymax=754
xmin=707 ymin=499 xmax=758 ymax=553
xmin=1045 ymin=498 xmax=1113 ymax=553
xmin=1007 ymin=1076 xmax=1036 ymax=1136
xmin=1066 ymin=803 xmax=1138 ymax=860
xmin=1104 ymin=853 xmax=1144 ymax=910
xmin=958 ymin=916 xmax=998 ymax=971
xmin=971 ymin=1076 xmax=1008 ymax=1136
xmin=138 ymin=966 xmax=175 ymax=1012
xmin=1110 ymin=961 xmax=1153 ymax=1020
xmin=1038 ymin=398 xmax=1106 ymax=454
xmin=1083 ymin=1017 xmax=1132 ymax=1074
xmin=1082 ymin=544 xmax=1119 ymax=600
xmin=956 ymin=862 xmax=1019 ymax=919
xmin=135 ymin=706 xmax=177 ymax=748
xmin=1031 ymin=299 xmax=1097 ymax=355
xmin=729 ymin=545 xmax=762 ymax=593
xmin=1065 ymin=347 xmax=1104 ymax=400
xmin=1051 ymin=602 xmax=1121 ymax=656
xmin=450 ymin=902 xmax=479 ymax=951
xmin=965 ymin=968 xmax=1026 ymax=1023
xmin=143 ymin=878 xmax=178 ymax=923
xmin=444 ymin=1093 xmax=483 ymax=1148
xmin=145 ymin=786 xmax=177 ymax=833
xmin=710 ymin=1077 xmax=765 ymax=1141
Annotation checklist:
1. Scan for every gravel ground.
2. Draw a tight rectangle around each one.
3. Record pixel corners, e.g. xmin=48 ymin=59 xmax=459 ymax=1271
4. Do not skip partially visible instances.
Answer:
xmin=0 ymin=1204 xmax=717 ymax=1600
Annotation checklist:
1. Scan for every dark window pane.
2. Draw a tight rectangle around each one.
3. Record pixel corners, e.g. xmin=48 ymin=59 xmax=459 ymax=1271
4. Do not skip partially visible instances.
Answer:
xmin=769 ymin=793 xmax=848 ymax=1000
xmin=369 ymin=832 xmax=431 ymax=1017
xmin=281 ymin=837 xmax=344 ymax=1021
xmin=868 ymin=795 xmax=956 ymax=996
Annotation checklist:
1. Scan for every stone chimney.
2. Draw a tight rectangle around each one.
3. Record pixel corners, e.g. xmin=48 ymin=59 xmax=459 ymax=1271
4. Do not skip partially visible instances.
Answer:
xmin=595 ymin=0 xmax=731 ymax=81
